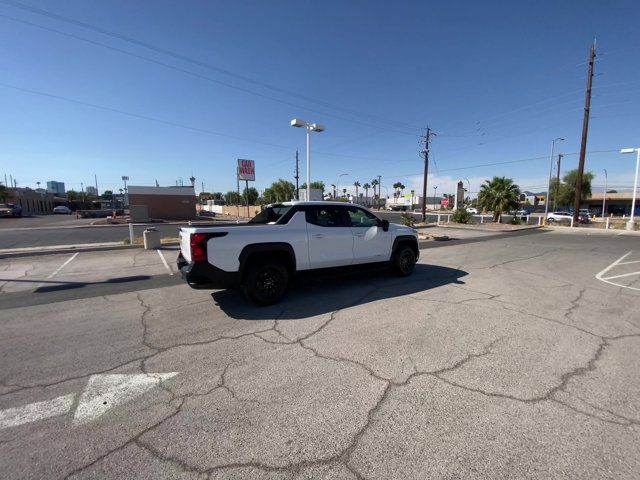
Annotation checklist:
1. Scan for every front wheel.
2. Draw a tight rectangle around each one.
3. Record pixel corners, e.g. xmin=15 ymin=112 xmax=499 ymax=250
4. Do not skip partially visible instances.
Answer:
xmin=243 ymin=262 xmax=289 ymax=305
xmin=392 ymin=245 xmax=416 ymax=277
xmin=547 ymin=217 xmax=555 ymax=223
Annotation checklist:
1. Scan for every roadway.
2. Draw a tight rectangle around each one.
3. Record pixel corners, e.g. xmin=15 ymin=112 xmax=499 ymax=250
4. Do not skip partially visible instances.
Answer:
xmin=1 ymin=229 xmax=639 ymax=478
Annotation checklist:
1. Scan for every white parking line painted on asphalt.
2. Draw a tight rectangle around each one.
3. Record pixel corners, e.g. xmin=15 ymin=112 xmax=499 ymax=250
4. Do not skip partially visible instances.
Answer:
xmin=595 ymin=251 xmax=640 ymax=292
xmin=73 ymin=372 xmax=178 ymax=424
xmin=157 ymin=249 xmax=173 ymax=275
xmin=47 ymin=252 xmax=79 ymax=279
xmin=0 ymin=394 xmax=75 ymax=430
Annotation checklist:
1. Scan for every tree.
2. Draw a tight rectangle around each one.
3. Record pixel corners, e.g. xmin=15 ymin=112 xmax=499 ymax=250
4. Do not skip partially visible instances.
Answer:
xmin=243 ymin=187 xmax=259 ymax=205
xmin=393 ymin=182 xmax=402 ymax=198
xmin=225 ymin=191 xmax=241 ymax=205
xmin=555 ymin=169 xmax=594 ymax=208
xmin=371 ymin=179 xmax=379 ymax=207
xmin=263 ymin=179 xmax=295 ymax=204
xmin=0 ymin=183 xmax=8 ymax=202
xmin=66 ymin=190 xmax=79 ymax=201
xmin=363 ymin=183 xmax=370 ymax=205
xmin=342 ymin=188 xmax=347 ymax=198
xmin=299 ymin=181 xmax=325 ymax=192
xmin=477 ymin=176 xmax=521 ymax=222
xmin=330 ymin=184 xmax=336 ymax=199
xmin=353 ymin=181 xmax=361 ymax=202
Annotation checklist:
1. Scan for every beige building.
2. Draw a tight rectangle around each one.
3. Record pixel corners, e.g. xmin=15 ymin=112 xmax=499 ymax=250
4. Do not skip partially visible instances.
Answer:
xmin=127 ymin=186 xmax=197 ymax=220
xmin=4 ymin=188 xmax=57 ymax=215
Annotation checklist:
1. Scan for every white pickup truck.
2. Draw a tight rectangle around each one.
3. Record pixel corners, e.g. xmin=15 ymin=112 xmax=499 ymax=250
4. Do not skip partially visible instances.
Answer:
xmin=177 ymin=201 xmax=419 ymax=305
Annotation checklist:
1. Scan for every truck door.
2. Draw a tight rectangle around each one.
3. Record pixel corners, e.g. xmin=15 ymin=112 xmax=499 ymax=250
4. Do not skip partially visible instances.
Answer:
xmin=305 ymin=205 xmax=354 ymax=268
xmin=347 ymin=206 xmax=393 ymax=264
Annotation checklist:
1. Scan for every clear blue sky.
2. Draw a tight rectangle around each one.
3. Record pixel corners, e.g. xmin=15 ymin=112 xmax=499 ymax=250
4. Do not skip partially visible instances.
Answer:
xmin=1 ymin=0 xmax=639 ymax=197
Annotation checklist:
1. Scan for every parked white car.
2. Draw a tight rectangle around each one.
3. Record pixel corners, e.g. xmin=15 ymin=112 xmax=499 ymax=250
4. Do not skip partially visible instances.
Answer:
xmin=177 ymin=201 xmax=419 ymax=305
xmin=53 ymin=206 xmax=72 ymax=214
xmin=546 ymin=211 xmax=572 ymax=222
xmin=466 ymin=207 xmax=478 ymax=214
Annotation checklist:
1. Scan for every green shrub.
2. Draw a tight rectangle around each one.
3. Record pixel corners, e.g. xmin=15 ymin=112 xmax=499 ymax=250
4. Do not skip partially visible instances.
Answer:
xmin=511 ymin=216 xmax=522 ymax=225
xmin=451 ymin=208 xmax=472 ymax=224
xmin=400 ymin=212 xmax=415 ymax=226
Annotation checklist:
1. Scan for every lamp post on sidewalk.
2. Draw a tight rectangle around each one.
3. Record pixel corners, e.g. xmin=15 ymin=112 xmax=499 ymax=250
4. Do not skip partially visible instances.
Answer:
xmin=291 ymin=119 xmax=325 ymax=201
xmin=602 ymin=169 xmax=607 ymax=219
xmin=621 ymin=147 xmax=640 ymax=230
xmin=544 ymin=138 xmax=564 ymax=224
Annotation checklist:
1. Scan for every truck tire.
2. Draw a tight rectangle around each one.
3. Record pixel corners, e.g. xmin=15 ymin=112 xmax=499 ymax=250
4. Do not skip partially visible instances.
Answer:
xmin=392 ymin=245 xmax=416 ymax=277
xmin=243 ymin=261 xmax=289 ymax=305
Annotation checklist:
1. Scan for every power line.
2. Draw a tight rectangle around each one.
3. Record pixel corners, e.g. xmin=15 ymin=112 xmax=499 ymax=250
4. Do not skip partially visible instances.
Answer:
xmin=0 ymin=0 xmax=423 ymax=134
xmin=0 ymin=82 xmax=295 ymax=150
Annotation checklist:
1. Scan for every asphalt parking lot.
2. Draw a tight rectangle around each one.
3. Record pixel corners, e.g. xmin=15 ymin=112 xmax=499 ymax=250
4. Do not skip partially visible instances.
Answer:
xmin=1 ymin=230 xmax=639 ymax=479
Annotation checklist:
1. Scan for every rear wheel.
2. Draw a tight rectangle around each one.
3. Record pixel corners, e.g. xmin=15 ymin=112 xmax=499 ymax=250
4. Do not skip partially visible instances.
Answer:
xmin=243 ymin=261 xmax=289 ymax=305
xmin=547 ymin=217 xmax=555 ymax=223
xmin=392 ymin=245 xmax=416 ymax=277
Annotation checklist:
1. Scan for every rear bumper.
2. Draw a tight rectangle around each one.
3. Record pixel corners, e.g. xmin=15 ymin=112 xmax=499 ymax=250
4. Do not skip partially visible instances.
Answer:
xmin=177 ymin=253 xmax=240 ymax=289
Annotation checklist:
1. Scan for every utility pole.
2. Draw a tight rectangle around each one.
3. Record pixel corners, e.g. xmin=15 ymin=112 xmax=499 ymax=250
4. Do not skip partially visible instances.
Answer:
xmin=94 ymin=174 xmax=99 ymax=197
xmin=573 ymin=40 xmax=596 ymax=224
xmin=201 ymin=181 xmax=205 ymax=194
xmin=294 ymin=150 xmax=300 ymax=200
xmin=377 ymin=175 xmax=382 ymax=209
xmin=553 ymin=153 xmax=563 ymax=211
xmin=421 ymin=127 xmax=431 ymax=222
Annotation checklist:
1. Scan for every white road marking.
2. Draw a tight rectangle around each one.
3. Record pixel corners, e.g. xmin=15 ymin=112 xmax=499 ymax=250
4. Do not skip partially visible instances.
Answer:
xmin=618 ymin=260 xmax=640 ymax=266
xmin=602 ymin=271 xmax=640 ymax=281
xmin=73 ymin=372 xmax=178 ymax=424
xmin=0 ymin=394 xmax=75 ymax=430
xmin=47 ymin=252 xmax=78 ymax=279
xmin=595 ymin=251 xmax=640 ymax=292
xmin=157 ymin=249 xmax=173 ymax=275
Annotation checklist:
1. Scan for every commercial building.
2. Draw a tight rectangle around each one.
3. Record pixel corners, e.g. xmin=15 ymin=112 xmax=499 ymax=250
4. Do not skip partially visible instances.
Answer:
xmin=5 ymin=188 xmax=57 ymax=215
xmin=46 ymin=181 xmax=66 ymax=195
xmin=127 ymin=185 xmax=196 ymax=220
xmin=585 ymin=192 xmax=639 ymax=217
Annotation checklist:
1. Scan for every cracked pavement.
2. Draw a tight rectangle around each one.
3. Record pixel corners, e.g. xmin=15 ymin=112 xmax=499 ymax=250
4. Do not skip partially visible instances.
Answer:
xmin=1 ymin=230 xmax=639 ymax=479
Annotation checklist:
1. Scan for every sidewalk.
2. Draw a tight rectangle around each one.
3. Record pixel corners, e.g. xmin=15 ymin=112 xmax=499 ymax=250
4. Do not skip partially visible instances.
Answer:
xmin=0 ymin=241 xmax=179 ymax=259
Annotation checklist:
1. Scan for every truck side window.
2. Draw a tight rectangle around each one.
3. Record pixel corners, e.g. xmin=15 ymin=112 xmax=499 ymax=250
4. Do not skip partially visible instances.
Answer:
xmin=347 ymin=207 xmax=380 ymax=227
xmin=305 ymin=206 xmax=349 ymax=227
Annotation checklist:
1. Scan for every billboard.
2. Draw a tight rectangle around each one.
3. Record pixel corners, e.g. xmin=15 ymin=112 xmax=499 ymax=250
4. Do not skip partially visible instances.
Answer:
xmin=441 ymin=198 xmax=449 ymax=207
xmin=237 ymin=159 xmax=255 ymax=181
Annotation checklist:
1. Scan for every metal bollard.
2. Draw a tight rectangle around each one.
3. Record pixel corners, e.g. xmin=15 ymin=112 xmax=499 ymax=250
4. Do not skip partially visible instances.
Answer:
xmin=605 ymin=217 xmax=610 ymax=229
xmin=129 ymin=223 xmax=134 ymax=245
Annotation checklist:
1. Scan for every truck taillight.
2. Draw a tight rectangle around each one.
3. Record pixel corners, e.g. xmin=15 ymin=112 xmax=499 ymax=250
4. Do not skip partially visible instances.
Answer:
xmin=190 ymin=233 xmax=210 ymax=263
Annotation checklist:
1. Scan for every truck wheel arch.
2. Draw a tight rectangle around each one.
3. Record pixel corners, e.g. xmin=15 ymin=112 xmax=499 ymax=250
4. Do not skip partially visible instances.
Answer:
xmin=392 ymin=235 xmax=419 ymax=259
xmin=238 ymin=243 xmax=296 ymax=280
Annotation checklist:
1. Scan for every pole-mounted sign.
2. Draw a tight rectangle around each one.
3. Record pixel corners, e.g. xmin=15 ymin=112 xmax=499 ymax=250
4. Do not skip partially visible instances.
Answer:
xmin=237 ymin=159 xmax=255 ymax=181
xmin=237 ymin=159 xmax=255 ymax=217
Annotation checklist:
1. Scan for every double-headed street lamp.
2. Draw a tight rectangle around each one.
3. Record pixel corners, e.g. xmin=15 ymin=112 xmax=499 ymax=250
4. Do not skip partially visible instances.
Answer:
xmin=291 ymin=119 xmax=325 ymax=201
xmin=621 ymin=147 xmax=640 ymax=230
xmin=544 ymin=138 xmax=564 ymax=224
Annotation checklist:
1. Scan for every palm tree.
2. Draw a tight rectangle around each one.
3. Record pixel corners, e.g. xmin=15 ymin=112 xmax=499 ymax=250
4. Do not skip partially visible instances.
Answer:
xmin=363 ymin=183 xmax=370 ymax=205
xmin=392 ymin=182 xmax=402 ymax=199
xmin=0 ymin=183 xmax=8 ymax=202
xmin=400 ymin=183 xmax=406 ymax=196
xmin=478 ymin=176 xmax=521 ymax=222
xmin=353 ymin=181 xmax=361 ymax=203
xmin=330 ymin=184 xmax=336 ymax=199
xmin=371 ymin=179 xmax=379 ymax=207
xmin=342 ymin=188 xmax=347 ymax=199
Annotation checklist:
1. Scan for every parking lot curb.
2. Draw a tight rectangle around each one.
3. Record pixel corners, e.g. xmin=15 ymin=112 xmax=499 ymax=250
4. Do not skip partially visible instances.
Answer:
xmin=0 ymin=242 xmax=180 ymax=259
xmin=435 ymin=224 xmax=543 ymax=233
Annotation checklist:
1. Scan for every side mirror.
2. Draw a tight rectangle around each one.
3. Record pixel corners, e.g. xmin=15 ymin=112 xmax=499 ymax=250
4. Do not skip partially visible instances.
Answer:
xmin=381 ymin=219 xmax=389 ymax=232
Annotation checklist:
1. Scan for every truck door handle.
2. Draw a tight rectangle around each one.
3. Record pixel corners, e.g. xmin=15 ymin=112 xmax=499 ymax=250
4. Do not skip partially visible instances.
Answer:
xmin=312 ymin=234 xmax=324 ymax=239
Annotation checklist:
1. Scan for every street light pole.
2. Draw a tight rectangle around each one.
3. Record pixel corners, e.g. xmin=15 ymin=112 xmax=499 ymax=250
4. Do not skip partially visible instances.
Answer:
xmin=621 ymin=147 xmax=640 ymax=230
xmin=544 ymin=138 xmax=564 ymax=224
xmin=433 ymin=185 xmax=438 ymax=210
xmin=291 ymin=119 xmax=325 ymax=201
xmin=602 ymin=169 xmax=607 ymax=218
